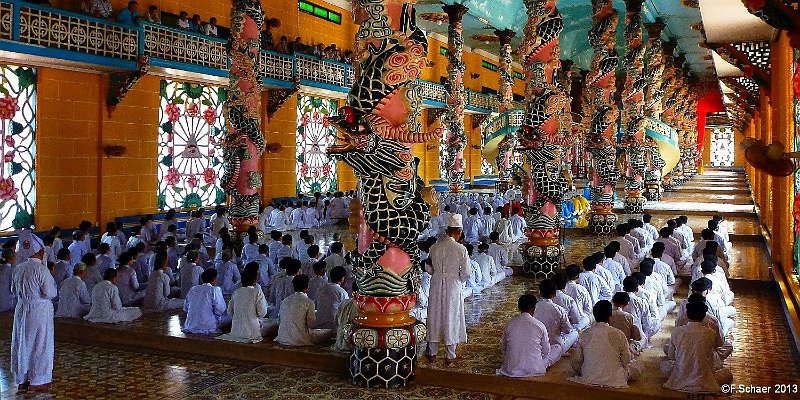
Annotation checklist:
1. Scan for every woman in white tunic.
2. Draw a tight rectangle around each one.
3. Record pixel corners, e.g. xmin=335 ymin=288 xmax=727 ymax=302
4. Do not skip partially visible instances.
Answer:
xmin=85 ymin=268 xmax=142 ymax=323
xmin=11 ymin=237 xmax=56 ymax=391
xmin=55 ymin=263 xmax=91 ymax=318
xmin=219 ymin=263 xmax=268 ymax=343
xmin=426 ymin=214 xmax=470 ymax=365
xmin=100 ymin=222 xmax=122 ymax=262
xmin=0 ymin=248 xmax=17 ymax=312
xmin=143 ymin=252 xmax=184 ymax=311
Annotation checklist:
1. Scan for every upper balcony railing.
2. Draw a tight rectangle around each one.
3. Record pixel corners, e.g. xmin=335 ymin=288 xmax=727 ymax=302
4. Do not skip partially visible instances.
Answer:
xmin=0 ymin=0 xmax=500 ymax=113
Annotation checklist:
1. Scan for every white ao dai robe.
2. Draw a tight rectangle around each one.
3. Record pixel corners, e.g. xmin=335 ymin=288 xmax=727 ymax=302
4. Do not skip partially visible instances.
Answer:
xmin=143 ymin=269 xmax=184 ymax=311
xmin=314 ymin=283 xmax=349 ymax=329
xmin=426 ymin=236 xmax=469 ymax=346
xmin=496 ymin=313 xmax=556 ymax=377
xmin=11 ymin=258 xmax=57 ymax=386
xmin=84 ymin=280 xmax=142 ymax=323
xmin=183 ymin=283 xmax=228 ymax=334
xmin=223 ymin=285 xmax=268 ymax=342
xmin=55 ymin=276 xmax=91 ymax=318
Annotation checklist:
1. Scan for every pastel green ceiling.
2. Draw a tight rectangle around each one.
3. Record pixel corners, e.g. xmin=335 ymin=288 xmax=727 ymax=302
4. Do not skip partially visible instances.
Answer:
xmin=415 ymin=0 xmax=712 ymax=76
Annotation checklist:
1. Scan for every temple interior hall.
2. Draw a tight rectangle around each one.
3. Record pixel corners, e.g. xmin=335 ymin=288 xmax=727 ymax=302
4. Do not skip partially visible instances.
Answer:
xmin=0 ymin=0 xmax=800 ymax=399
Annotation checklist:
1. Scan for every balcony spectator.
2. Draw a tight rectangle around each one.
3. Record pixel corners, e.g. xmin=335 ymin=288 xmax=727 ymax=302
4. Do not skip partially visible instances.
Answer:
xmin=327 ymin=44 xmax=342 ymax=62
xmin=274 ymin=36 xmax=289 ymax=54
xmin=117 ymin=1 xmax=140 ymax=25
xmin=90 ymin=0 xmax=113 ymax=19
xmin=288 ymin=36 xmax=305 ymax=54
xmin=312 ymin=43 xmax=324 ymax=58
xmin=204 ymin=17 xmax=218 ymax=37
xmin=145 ymin=5 xmax=160 ymax=24
xmin=177 ymin=11 xmax=190 ymax=30
xmin=190 ymin=14 xmax=202 ymax=33
xmin=342 ymin=50 xmax=354 ymax=64
xmin=80 ymin=0 xmax=91 ymax=14
xmin=260 ymin=18 xmax=280 ymax=50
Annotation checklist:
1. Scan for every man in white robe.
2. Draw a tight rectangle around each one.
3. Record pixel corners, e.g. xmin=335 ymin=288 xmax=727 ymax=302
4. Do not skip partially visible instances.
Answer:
xmin=56 ymin=263 xmax=91 ymax=318
xmin=661 ymin=301 xmax=732 ymax=393
xmin=462 ymin=208 xmax=481 ymax=244
xmin=496 ymin=294 xmax=560 ymax=377
xmin=534 ymin=279 xmax=578 ymax=356
xmin=183 ymin=268 xmax=230 ymax=334
xmin=563 ymin=264 xmax=593 ymax=319
xmin=553 ymin=272 xmax=591 ymax=330
xmin=425 ymin=214 xmax=470 ymax=365
xmin=84 ymin=269 xmax=142 ymax=323
xmin=571 ymin=300 xmax=641 ymax=388
xmin=642 ymin=214 xmax=660 ymax=242
xmin=11 ymin=236 xmax=57 ymax=390
xmin=275 ymin=275 xmax=332 ymax=346
xmin=578 ymin=256 xmax=613 ymax=304
xmin=313 ymin=266 xmax=349 ymax=330
xmin=14 ymin=228 xmax=36 ymax=263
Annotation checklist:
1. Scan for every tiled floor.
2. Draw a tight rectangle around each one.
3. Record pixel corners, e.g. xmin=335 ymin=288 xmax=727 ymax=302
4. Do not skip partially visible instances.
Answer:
xmin=0 ymin=340 xmax=513 ymax=400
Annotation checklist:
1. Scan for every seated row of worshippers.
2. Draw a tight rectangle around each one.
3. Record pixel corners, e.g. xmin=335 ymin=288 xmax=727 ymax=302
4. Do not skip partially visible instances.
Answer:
xmin=495 ymin=216 xmax=736 ymax=394
xmin=257 ymin=191 xmax=355 ymax=232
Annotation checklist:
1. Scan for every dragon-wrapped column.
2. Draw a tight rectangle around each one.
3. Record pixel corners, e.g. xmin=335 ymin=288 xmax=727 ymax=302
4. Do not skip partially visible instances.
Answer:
xmin=585 ymin=0 xmax=620 ymax=235
xmin=223 ymin=0 xmax=265 ymax=236
xmin=620 ymin=0 xmax=647 ymax=214
xmin=328 ymin=0 xmax=438 ymax=388
xmin=442 ymin=3 xmax=468 ymax=192
xmin=642 ymin=20 xmax=666 ymax=201
xmin=661 ymin=55 xmax=685 ymax=190
xmin=516 ymin=0 xmax=571 ymax=278
xmin=495 ymin=28 xmax=517 ymax=189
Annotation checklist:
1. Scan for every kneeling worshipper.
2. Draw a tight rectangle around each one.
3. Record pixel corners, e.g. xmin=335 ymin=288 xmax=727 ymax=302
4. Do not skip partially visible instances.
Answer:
xmin=11 ymin=235 xmax=57 ymax=392
xmin=534 ymin=279 xmax=578 ymax=356
xmin=610 ymin=292 xmax=643 ymax=357
xmin=313 ymin=266 xmax=349 ymax=330
xmin=332 ymin=282 xmax=360 ymax=352
xmin=84 ymin=268 xmax=143 ymax=323
xmin=570 ymin=300 xmax=641 ymax=388
xmin=275 ymin=274 xmax=333 ymax=346
xmin=143 ymin=252 xmax=184 ymax=311
xmin=661 ymin=301 xmax=733 ymax=394
xmin=674 ymin=293 xmax=733 ymax=363
xmin=552 ymin=272 xmax=591 ymax=330
xmin=218 ymin=263 xmax=270 ymax=343
xmin=0 ymin=248 xmax=16 ymax=312
xmin=55 ymin=263 xmax=92 ymax=318
xmin=183 ymin=268 xmax=231 ymax=334
xmin=496 ymin=294 xmax=560 ymax=378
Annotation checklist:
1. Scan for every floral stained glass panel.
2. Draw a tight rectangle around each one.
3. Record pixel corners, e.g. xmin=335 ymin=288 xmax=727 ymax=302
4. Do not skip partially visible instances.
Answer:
xmin=296 ymin=95 xmax=338 ymax=195
xmin=157 ymin=80 xmax=226 ymax=210
xmin=0 ymin=65 xmax=35 ymax=232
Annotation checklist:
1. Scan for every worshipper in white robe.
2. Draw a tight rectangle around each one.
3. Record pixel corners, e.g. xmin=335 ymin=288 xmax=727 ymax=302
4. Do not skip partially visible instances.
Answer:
xmin=534 ymin=279 xmax=578 ymax=356
xmin=327 ymin=192 xmax=349 ymax=221
xmin=630 ymin=219 xmax=653 ymax=253
xmin=479 ymin=207 xmax=495 ymax=242
xmin=610 ymin=292 xmax=643 ymax=357
xmin=675 ymin=293 xmax=733 ymax=362
xmin=55 ymin=263 xmax=91 ymax=318
xmin=601 ymin=246 xmax=626 ymax=293
xmin=303 ymin=203 xmax=320 ymax=229
xmin=115 ymin=251 xmax=144 ymax=307
xmin=622 ymin=276 xmax=658 ymax=344
xmin=270 ymin=206 xmax=289 ymax=231
xmin=462 ymin=208 xmax=481 ymax=244
xmin=487 ymin=232 xmax=509 ymax=283
xmin=0 ymin=248 xmax=17 ymax=312
xmin=332 ymin=282 xmax=360 ymax=352
xmin=632 ymin=271 xmax=661 ymax=328
xmin=661 ymin=301 xmax=732 ymax=393
xmin=268 ymin=258 xmax=301 ymax=319
xmin=425 ymin=214 xmax=470 ymax=365
xmin=240 ymin=233 xmax=260 ymax=266
xmin=700 ymin=260 xmax=734 ymax=306
xmin=254 ymin=244 xmax=278 ymax=293
xmin=508 ymin=207 xmax=527 ymax=242
xmin=258 ymin=205 xmax=272 ymax=232
xmin=84 ymin=268 xmax=142 ymax=323
xmin=323 ymin=242 xmax=346 ymax=271
xmin=49 ymin=227 xmax=64 ymax=257
xmin=614 ymin=224 xmax=642 ymax=268
xmin=608 ymin=241 xmax=632 ymax=276
xmin=570 ymin=300 xmax=641 ymax=388
xmin=708 ymin=219 xmax=730 ymax=256
xmin=553 ymin=272 xmax=591 ymax=330
xmin=657 ymin=227 xmax=689 ymax=273
xmin=43 ymin=236 xmax=56 ymax=265
xmin=275 ymin=274 xmax=333 ymax=346
xmin=642 ymin=214 xmax=660 ymax=242
xmin=640 ymin=259 xmax=675 ymax=319
xmin=15 ymin=228 xmax=38 ymax=263
xmin=564 ymin=264 xmax=593 ymax=319
xmin=675 ymin=216 xmax=695 ymax=250
xmin=68 ymin=231 xmax=88 ymax=267
xmin=274 ymin=234 xmax=299 ymax=262
xmin=464 ymin=244 xmax=484 ymax=295
xmin=209 ymin=207 xmax=232 ymax=240
xmin=185 ymin=210 xmax=207 ymax=242
xmin=51 ymin=249 xmax=72 ymax=290
xmin=307 ymin=261 xmax=328 ymax=302
xmin=101 ymin=223 xmax=123 ymax=262
xmin=143 ymin=252 xmax=184 ymax=311
xmin=179 ymin=250 xmax=203 ymax=299
xmin=473 ymin=243 xmax=496 ymax=289
xmin=95 ymin=243 xmax=115 ymax=277
xmin=591 ymin=252 xmax=620 ymax=295
xmin=651 ymin=243 xmax=678 ymax=289
xmin=578 ymin=256 xmax=613 ymax=305
xmin=219 ymin=263 xmax=269 ymax=343
xmin=126 ymin=226 xmax=143 ymax=251
xmin=80 ymin=253 xmax=103 ymax=292
xmin=496 ymin=294 xmax=560 ymax=378
xmin=216 ymin=250 xmax=241 ymax=297
xmin=313 ymin=266 xmax=349 ymax=330
xmin=10 ymin=236 xmax=57 ymax=391
xmin=183 ymin=268 xmax=231 ymax=334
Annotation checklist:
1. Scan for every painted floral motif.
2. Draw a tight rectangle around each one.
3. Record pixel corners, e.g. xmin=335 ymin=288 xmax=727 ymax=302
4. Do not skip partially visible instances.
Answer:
xmin=296 ymin=94 xmax=338 ymax=195
xmin=0 ymin=64 xmax=35 ymax=231
xmin=158 ymin=79 xmax=226 ymax=210
xmin=384 ymin=329 xmax=410 ymax=348
xmin=351 ymin=328 xmax=377 ymax=348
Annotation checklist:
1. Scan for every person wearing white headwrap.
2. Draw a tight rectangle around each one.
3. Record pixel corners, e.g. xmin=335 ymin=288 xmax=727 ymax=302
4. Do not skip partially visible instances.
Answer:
xmin=14 ymin=228 xmax=36 ymax=263
xmin=11 ymin=234 xmax=57 ymax=391
xmin=426 ymin=214 xmax=470 ymax=366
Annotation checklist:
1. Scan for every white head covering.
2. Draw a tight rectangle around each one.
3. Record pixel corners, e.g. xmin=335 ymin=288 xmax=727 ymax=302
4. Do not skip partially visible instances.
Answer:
xmin=26 ymin=233 xmax=44 ymax=255
xmin=448 ymin=214 xmax=463 ymax=229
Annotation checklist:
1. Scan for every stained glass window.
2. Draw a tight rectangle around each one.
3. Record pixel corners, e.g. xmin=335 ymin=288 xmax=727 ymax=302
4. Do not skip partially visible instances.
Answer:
xmin=710 ymin=126 xmax=735 ymax=167
xmin=0 ymin=65 xmax=35 ymax=232
xmin=296 ymin=94 xmax=338 ymax=194
xmin=157 ymin=80 xmax=226 ymax=210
